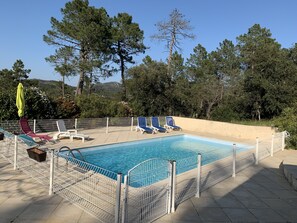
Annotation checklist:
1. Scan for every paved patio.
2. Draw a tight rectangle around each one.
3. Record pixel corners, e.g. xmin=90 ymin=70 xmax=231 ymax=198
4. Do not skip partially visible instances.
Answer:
xmin=0 ymin=129 xmax=297 ymax=223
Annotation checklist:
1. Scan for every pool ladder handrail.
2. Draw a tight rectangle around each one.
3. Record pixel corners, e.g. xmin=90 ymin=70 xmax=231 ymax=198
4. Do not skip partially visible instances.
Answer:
xmin=58 ymin=146 xmax=86 ymax=162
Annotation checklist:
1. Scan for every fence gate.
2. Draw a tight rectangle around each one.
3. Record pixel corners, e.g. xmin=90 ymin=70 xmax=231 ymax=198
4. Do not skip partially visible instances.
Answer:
xmin=125 ymin=158 xmax=171 ymax=223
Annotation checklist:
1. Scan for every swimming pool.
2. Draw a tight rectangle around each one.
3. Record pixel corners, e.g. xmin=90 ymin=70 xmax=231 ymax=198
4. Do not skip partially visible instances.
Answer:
xmin=60 ymin=134 xmax=252 ymax=178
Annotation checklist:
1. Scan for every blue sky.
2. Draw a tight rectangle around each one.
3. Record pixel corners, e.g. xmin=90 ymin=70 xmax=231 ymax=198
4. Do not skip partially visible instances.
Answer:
xmin=0 ymin=0 xmax=296 ymax=86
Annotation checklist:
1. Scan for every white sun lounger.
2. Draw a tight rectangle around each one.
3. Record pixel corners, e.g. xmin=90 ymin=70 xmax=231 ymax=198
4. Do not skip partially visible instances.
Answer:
xmin=56 ymin=120 xmax=89 ymax=142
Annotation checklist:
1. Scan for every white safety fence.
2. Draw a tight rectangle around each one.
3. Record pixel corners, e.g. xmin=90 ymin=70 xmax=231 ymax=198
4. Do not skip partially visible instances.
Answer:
xmin=175 ymin=155 xmax=198 ymax=205
xmin=0 ymin=117 xmax=167 ymax=134
xmin=0 ymin=131 xmax=52 ymax=186
xmin=0 ymin=128 xmax=288 ymax=223
xmin=53 ymin=152 xmax=120 ymax=223
xmin=123 ymin=158 xmax=171 ymax=223
xmin=0 ymin=129 xmax=122 ymax=223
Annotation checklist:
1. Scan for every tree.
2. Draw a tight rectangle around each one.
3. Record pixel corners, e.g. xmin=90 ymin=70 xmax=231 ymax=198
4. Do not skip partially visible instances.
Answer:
xmin=0 ymin=59 xmax=31 ymax=91
xmin=151 ymin=9 xmax=195 ymax=76
xmin=126 ymin=56 xmax=170 ymax=115
xmin=185 ymin=41 xmax=241 ymax=119
xmin=12 ymin=59 xmax=31 ymax=81
xmin=45 ymin=47 xmax=77 ymax=97
xmin=43 ymin=0 xmax=112 ymax=96
xmin=111 ymin=13 xmax=147 ymax=100
xmin=170 ymin=52 xmax=192 ymax=116
xmin=237 ymin=24 xmax=297 ymax=120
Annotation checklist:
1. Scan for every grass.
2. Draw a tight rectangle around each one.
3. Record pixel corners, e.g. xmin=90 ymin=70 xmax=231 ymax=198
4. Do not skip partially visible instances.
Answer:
xmin=230 ymin=119 xmax=275 ymax=127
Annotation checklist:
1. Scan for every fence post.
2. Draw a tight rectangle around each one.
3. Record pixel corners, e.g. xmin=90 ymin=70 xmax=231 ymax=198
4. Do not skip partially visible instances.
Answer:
xmin=49 ymin=149 xmax=55 ymax=195
xmin=168 ymin=160 xmax=176 ymax=213
xmin=121 ymin=175 xmax=128 ymax=223
xmin=33 ymin=119 xmax=36 ymax=133
xmin=14 ymin=135 xmax=18 ymax=170
xmin=271 ymin=134 xmax=274 ymax=157
xmin=130 ymin=117 xmax=133 ymax=132
xmin=195 ymin=153 xmax=202 ymax=198
xmin=106 ymin=117 xmax=109 ymax=134
xmin=281 ymin=131 xmax=285 ymax=151
xmin=74 ymin=118 xmax=78 ymax=129
xmin=255 ymin=137 xmax=259 ymax=165
xmin=115 ymin=173 xmax=122 ymax=223
xmin=232 ymin=144 xmax=236 ymax=178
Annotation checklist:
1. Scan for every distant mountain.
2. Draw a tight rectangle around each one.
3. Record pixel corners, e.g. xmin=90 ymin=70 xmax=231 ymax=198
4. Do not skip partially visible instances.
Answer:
xmin=92 ymin=82 xmax=122 ymax=96
xmin=29 ymin=79 xmax=122 ymax=98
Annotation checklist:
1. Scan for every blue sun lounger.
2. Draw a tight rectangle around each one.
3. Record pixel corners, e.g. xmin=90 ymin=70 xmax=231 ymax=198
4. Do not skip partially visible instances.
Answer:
xmin=136 ymin=117 xmax=155 ymax=134
xmin=151 ymin=117 xmax=167 ymax=133
xmin=164 ymin=116 xmax=182 ymax=131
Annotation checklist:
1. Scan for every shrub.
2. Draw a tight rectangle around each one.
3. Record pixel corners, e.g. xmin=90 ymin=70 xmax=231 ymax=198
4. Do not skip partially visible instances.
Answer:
xmin=274 ymin=103 xmax=297 ymax=149
xmin=75 ymin=94 xmax=109 ymax=118
xmin=53 ymin=97 xmax=80 ymax=118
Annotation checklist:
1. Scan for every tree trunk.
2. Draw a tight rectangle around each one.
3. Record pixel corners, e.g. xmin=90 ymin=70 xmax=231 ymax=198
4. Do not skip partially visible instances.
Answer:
xmin=62 ymin=75 xmax=65 ymax=98
xmin=88 ymin=72 xmax=93 ymax=96
xmin=75 ymin=48 xmax=87 ymax=96
xmin=167 ymin=31 xmax=175 ymax=77
xmin=75 ymin=72 xmax=84 ymax=96
xmin=206 ymin=101 xmax=215 ymax=120
xmin=120 ymin=55 xmax=126 ymax=101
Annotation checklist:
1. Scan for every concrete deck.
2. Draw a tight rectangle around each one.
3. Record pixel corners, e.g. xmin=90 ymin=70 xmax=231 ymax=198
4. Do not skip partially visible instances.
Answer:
xmin=1 ymin=129 xmax=297 ymax=223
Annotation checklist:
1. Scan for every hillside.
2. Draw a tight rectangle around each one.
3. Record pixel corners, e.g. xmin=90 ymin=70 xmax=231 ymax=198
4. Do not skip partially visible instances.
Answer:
xmin=29 ymin=79 xmax=122 ymax=98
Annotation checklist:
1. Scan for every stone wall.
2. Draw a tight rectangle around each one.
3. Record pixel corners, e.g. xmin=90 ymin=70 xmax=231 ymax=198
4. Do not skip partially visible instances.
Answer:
xmin=173 ymin=116 xmax=275 ymax=140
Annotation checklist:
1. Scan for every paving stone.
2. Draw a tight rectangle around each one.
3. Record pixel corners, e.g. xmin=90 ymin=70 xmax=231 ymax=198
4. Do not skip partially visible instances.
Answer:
xmin=171 ymin=204 xmax=202 ymax=222
xmin=230 ymin=187 xmax=254 ymax=198
xmin=0 ymin=197 xmax=31 ymax=220
xmin=200 ymin=187 xmax=232 ymax=197
xmin=274 ymin=207 xmax=297 ymax=222
xmin=223 ymin=208 xmax=257 ymax=222
xmin=14 ymin=218 xmax=48 ymax=223
xmin=261 ymin=198 xmax=293 ymax=209
xmin=17 ymin=204 xmax=57 ymax=220
xmin=236 ymin=196 xmax=269 ymax=209
xmin=241 ymin=181 xmax=265 ymax=190
xmin=34 ymin=194 xmax=63 ymax=205
xmin=285 ymin=197 xmax=297 ymax=208
xmin=49 ymin=201 xmax=83 ymax=220
xmin=153 ymin=213 xmax=172 ymax=223
xmin=214 ymin=194 xmax=245 ymax=208
xmin=191 ymin=197 xmax=219 ymax=208
xmin=269 ymin=188 xmax=297 ymax=198
xmin=46 ymin=218 xmax=80 ymax=223
xmin=248 ymin=208 xmax=286 ymax=222
xmin=247 ymin=187 xmax=279 ymax=198
xmin=196 ymin=207 xmax=230 ymax=222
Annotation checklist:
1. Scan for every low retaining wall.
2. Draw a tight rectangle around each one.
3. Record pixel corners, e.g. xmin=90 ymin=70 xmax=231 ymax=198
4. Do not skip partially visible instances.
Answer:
xmin=173 ymin=117 xmax=275 ymax=140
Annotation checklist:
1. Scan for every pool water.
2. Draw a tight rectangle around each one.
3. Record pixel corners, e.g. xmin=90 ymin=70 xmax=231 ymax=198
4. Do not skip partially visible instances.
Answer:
xmin=65 ymin=135 xmax=252 ymax=176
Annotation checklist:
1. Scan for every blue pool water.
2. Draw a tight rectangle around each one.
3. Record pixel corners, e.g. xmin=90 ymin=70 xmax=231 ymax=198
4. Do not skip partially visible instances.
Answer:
xmin=64 ymin=135 xmax=252 ymax=177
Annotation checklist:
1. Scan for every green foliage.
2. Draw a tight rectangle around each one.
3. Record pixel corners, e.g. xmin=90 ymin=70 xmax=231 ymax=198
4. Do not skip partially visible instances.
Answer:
xmin=185 ymin=41 xmax=240 ymax=119
xmin=274 ymin=103 xmax=297 ymax=149
xmin=0 ymin=90 xmax=19 ymax=120
xmin=211 ymin=104 xmax=242 ymax=122
xmin=111 ymin=13 xmax=147 ymax=99
xmin=126 ymin=56 xmax=170 ymax=116
xmin=24 ymin=87 xmax=55 ymax=119
xmin=52 ymin=97 xmax=80 ymax=118
xmin=107 ymin=101 xmax=133 ymax=117
xmin=0 ymin=86 xmax=56 ymax=120
xmin=12 ymin=59 xmax=31 ymax=81
xmin=237 ymin=24 xmax=297 ymax=120
xmin=2 ymin=18 xmax=297 ymax=127
xmin=45 ymin=47 xmax=77 ymax=97
xmin=75 ymin=94 xmax=109 ymax=118
xmin=44 ymin=0 xmax=113 ymax=95
xmin=0 ymin=60 xmax=31 ymax=91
